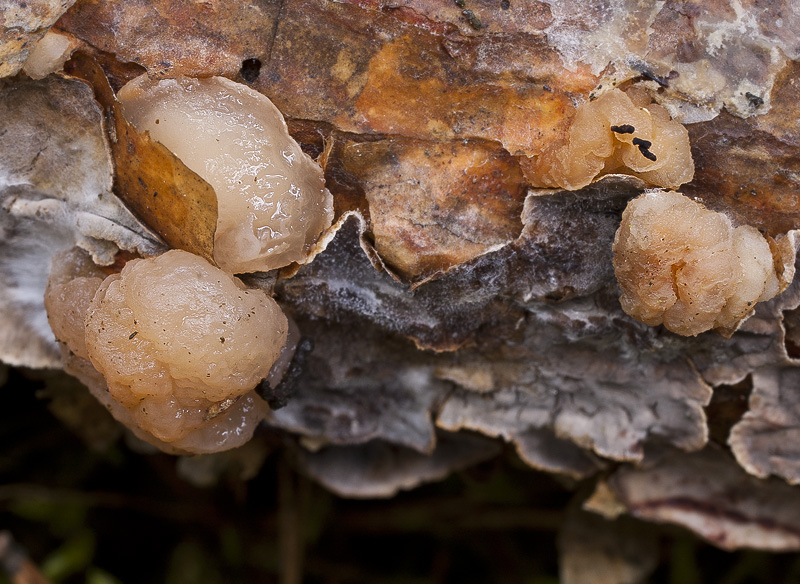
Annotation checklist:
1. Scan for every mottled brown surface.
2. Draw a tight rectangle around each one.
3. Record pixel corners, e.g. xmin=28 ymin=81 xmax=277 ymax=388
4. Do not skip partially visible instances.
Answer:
xmin=337 ymin=137 xmax=526 ymax=281
xmin=683 ymin=62 xmax=800 ymax=235
xmin=0 ymin=0 xmax=76 ymax=77
xmin=349 ymin=33 xmax=581 ymax=155
xmin=65 ymin=52 xmax=218 ymax=263
xmin=57 ymin=0 xmax=279 ymax=78
xmin=260 ymin=0 xmax=592 ymax=154
xmin=337 ymin=0 xmax=555 ymax=37
xmin=57 ymin=0 xmax=593 ymax=156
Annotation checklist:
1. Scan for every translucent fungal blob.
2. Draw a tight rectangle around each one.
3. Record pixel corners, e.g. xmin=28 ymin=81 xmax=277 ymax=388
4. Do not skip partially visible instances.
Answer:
xmin=613 ymin=191 xmax=785 ymax=337
xmin=82 ymin=249 xmax=287 ymax=442
xmin=117 ymin=75 xmax=334 ymax=274
xmin=45 ymin=248 xmax=288 ymax=452
xmin=526 ymin=88 xmax=694 ymax=191
xmin=45 ymin=247 xmax=108 ymax=361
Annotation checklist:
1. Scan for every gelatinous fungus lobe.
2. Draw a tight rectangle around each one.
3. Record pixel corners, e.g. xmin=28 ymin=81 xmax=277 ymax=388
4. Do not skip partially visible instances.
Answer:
xmin=82 ymin=249 xmax=287 ymax=443
xmin=117 ymin=75 xmax=334 ymax=274
xmin=525 ymin=88 xmax=694 ymax=190
xmin=612 ymin=191 xmax=790 ymax=337
xmin=45 ymin=248 xmax=109 ymax=362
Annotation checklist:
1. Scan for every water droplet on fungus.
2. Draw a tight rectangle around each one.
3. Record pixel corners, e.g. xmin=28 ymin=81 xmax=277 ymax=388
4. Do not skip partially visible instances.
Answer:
xmin=117 ymin=75 xmax=334 ymax=273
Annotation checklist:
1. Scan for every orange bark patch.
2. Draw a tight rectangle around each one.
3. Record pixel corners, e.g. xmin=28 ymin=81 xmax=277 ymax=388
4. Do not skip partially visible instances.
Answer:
xmin=355 ymin=34 xmax=578 ymax=157
xmin=338 ymin=137 xmax=526 ymax=281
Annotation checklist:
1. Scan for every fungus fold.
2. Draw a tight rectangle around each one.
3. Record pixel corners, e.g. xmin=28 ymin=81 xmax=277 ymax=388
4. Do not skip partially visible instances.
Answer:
xmin=117 ymin=75 xmax=334 ymax=274
xmin=612 ymin=191 xmax=792 ymax=337
xmin=525 ymin=88 xmax=694 ymax=191
xmin=45 ymin=248 xmax=288 ymax=453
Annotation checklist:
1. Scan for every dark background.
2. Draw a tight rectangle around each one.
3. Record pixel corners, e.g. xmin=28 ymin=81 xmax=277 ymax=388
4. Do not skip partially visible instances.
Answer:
xmin=3 ymin=365 xmax=800 ymax=584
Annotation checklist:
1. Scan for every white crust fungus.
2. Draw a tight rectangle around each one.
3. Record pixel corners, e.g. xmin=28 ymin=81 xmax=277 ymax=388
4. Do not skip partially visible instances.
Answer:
xmin=117 ymin=75 xmax=334 ymax=274
xmin=613 ymin=191 xmax=788 ymax=337
xmin=528 ymin=88 xmax=694 ymax=191
xmin=0 ymin=75 xmax=164 ymax=368
xmin=45 ymin=248 xmax=288 ymax=453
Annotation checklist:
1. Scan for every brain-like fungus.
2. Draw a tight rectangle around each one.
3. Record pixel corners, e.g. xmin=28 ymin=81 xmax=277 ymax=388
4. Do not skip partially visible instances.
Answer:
xmin=117 ymin=75 xmax=334 ymax=274
xmin=45 ymin=248 xmax=108 ymax=363
xmin=526 ymin=88 xmax=694 ymax=191
xmin=46 ymin=248 xmax=288 ymax=453
xmin=612 ymin=191 xmax=793 ymax=337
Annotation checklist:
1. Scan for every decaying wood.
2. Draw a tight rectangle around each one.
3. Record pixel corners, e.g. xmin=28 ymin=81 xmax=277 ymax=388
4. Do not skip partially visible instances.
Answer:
xmin=3 ymin=0 xmax=800 ymax=569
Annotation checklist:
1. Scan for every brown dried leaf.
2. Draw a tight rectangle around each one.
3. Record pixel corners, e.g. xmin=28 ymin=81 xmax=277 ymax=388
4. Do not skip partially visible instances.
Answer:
xmin=603 ymin=448 xmax=800 ymax=551
xmin=65 ymin=52 xmax=218 ymax=262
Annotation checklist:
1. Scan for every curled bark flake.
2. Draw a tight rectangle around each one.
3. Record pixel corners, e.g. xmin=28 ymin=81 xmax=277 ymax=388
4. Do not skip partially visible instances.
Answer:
xmin=729 ymin=367 xmax=800 ymax=485
xmin=603 ymin=449 xmax=800 ymax=551
xmin=297 ymin=431 xmax=501 ymax=498
xmin=0 ymin=74 xmax=162 ymax=368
